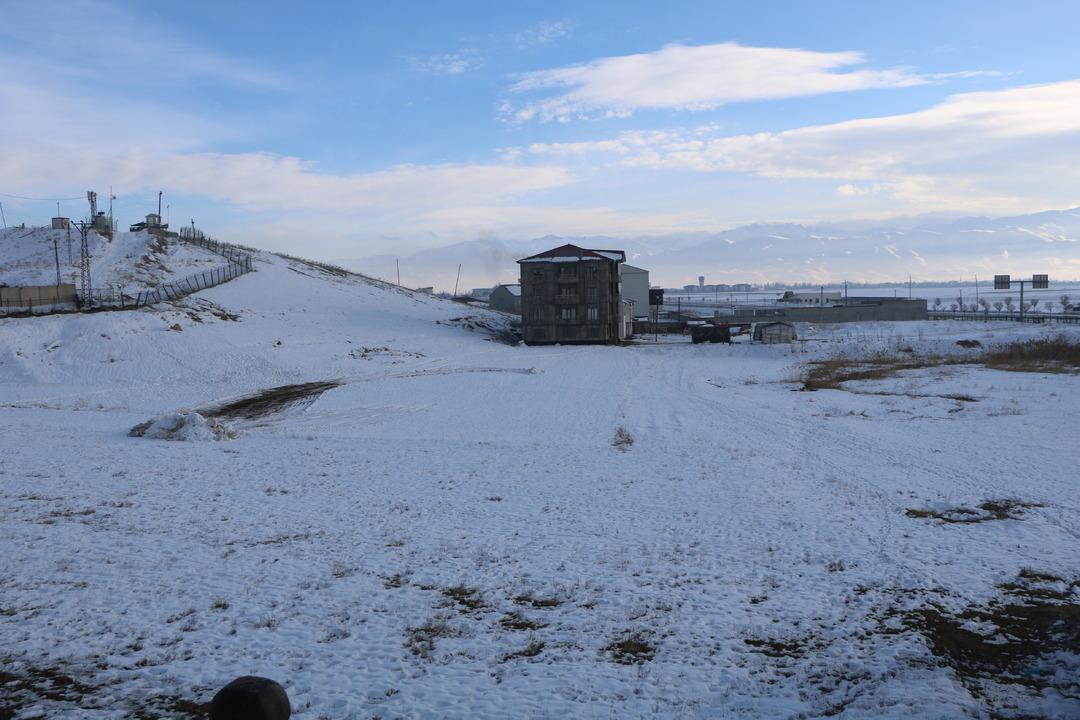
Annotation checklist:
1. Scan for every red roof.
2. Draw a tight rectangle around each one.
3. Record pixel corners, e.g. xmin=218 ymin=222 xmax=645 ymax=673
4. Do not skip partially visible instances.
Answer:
xmin=517 ymin=243 xmax=626 ymax=263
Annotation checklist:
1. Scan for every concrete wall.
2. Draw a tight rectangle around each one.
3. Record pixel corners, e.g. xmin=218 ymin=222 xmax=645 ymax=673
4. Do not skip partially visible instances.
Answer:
xmin=0 ymin=284 xmax=78 ymax=306
xmin=727 ymin=299 xmax=928 ymax=324
xmin=619 ymin=265 xmax=650 ymax=315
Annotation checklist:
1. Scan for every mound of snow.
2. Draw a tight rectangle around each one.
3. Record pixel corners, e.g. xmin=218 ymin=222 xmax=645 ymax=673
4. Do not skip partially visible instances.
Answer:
xmin=129 ymin=411 xmax=236 ymax=441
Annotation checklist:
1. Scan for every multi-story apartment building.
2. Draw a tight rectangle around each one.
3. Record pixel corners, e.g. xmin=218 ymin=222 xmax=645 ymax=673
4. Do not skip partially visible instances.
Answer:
xmin=517 ymin=244 xmax=629 ymax=345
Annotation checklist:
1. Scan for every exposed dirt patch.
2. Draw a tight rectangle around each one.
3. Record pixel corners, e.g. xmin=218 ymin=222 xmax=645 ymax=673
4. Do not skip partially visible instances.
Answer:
xmin=501 ymin=640 xmax=545 ymax=662
xmin=405 ymin=617 xmax=460 ymax=659
xmin=437 ymin=315 xmax=521 ymax=345
xmin=903 ymin=571 xmax=1080 ymax=702
xmin=442 ymin=584 xmax=486 ymax=612
xmin=204 ymin=380 xmax=342 ymax=421
xmin=499 ymin=611 xmax=544 ymax=631
xmin=514 ymin=593 xmax=562 ymax=609
xmin=905 ymin=499 xmax=1043 ymax=524
xmin=604 ymin=633 xmax=656 ymax=664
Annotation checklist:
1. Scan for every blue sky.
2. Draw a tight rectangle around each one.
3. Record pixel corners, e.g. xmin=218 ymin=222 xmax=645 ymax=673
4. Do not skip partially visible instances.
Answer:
xmin=2 ymin=0 xmax=1080 ymax=267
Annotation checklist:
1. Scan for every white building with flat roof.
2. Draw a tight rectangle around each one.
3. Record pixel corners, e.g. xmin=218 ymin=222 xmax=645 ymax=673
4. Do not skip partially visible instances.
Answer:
xmin=619 ymin=264 xmax=650 ymax=316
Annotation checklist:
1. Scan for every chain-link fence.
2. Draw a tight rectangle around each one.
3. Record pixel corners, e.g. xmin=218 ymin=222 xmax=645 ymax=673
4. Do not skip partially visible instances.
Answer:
xmin=1 ymin=230 xmax=256 ymax=315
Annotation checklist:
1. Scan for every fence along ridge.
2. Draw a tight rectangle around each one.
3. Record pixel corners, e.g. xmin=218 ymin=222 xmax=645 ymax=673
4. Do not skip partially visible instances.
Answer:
xmin=118 ymin=233 xmax=255 ymax=309
xmin=2 ymin=233 xmax=256 ymax=314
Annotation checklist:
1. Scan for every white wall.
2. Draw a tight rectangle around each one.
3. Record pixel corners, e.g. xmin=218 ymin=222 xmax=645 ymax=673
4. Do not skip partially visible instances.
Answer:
xmin=619 ymin=264 xmax=650 ymax=315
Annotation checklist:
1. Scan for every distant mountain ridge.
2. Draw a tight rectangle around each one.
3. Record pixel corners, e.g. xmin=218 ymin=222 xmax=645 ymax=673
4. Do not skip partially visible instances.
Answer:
xmin=338 ymin=209 xmax=1080 ymax=292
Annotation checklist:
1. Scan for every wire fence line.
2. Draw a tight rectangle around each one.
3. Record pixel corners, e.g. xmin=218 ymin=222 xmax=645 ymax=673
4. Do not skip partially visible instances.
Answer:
xmin=1 ymin=230 xmax=255 ymax=316
xmin=79 ymin=232 xmax=254 ymax=310
xmin=928 ymin=310 xmax=1080 ymax=325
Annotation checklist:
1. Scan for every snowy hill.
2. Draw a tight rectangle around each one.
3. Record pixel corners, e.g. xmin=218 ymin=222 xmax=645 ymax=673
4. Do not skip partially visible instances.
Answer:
xmin=346 ymin=208 xmax=1080 ymax=290
xmin=0 ymin=246 xmax=1078 ymax=718
xmin=0 ymin=227 xmax=224 ymax=290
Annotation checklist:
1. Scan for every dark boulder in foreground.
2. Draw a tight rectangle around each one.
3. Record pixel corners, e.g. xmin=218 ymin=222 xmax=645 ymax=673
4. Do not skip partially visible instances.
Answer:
xmin=209 ymin=676 xmax=290 ymax=720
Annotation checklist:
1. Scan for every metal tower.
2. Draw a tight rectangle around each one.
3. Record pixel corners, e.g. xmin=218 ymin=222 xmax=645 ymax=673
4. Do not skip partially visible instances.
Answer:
xmin=76 ymin=221 xmax=92 ymax=307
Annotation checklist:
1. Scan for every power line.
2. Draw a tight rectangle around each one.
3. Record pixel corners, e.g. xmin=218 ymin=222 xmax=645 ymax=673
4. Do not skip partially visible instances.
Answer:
xmin=0 ymin=192 xmax=86 ymax=201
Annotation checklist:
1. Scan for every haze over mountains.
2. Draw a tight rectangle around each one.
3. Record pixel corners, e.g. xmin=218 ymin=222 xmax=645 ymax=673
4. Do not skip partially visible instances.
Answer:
xmin=342 ymin=208 xmax=1080 ymax=292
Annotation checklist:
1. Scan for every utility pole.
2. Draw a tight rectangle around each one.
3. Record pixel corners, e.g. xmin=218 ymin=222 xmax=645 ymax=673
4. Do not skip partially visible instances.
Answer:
xmin=109 ymin=186 xmax=115 ymax=237
xmin=158 ymin=190 xmax=163 ymax=218
xmin=453 ymin=264 xmax=462 ymax=297
xmin=66 ymin=223 xmax=72 ymax=264
xmin=0 ymin=201 xmax=6 ymax=228
xmin=52 ymin=232 xmax=62 ymax=287
xmin=396 ymin=258 xmax=401 ymax=286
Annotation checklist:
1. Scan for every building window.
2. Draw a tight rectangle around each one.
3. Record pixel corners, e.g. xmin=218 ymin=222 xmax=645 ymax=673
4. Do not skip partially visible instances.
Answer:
xmin=586 ymin=286 xmax=598 ymax=300
xmin=560 ymin=307 xmax=576 ymax=321
xmin=587 ymin=306 xmax=598 ymax=321
xmin=532 ymin=306 xmax=544 ymax=321
xmin=558 ymin=265 xmax=577 ymax=279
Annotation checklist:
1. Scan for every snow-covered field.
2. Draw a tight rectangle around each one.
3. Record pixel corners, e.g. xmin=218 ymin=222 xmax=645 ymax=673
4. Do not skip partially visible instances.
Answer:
xmin=0 ymin=228 xmax=223 ymax=291
xmin=1 ymin=251 xmax=1078 ymax=718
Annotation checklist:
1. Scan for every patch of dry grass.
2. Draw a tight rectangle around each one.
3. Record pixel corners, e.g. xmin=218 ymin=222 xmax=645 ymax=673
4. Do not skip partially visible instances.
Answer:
xmin=800 ymin=336 xmax=1080 ymax=392
xmin=604 ymin=633 xmax=656 ymax=664
xmin=982 ymin=335 xmax=1080 ymax=373
xmin=903 ymin=571 xmax=1080 ymax=697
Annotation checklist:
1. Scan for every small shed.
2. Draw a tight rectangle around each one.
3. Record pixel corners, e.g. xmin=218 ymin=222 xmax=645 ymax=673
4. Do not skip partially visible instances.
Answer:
xmin=489 ymin=283 xmax=521 ymax=314
xmin=753 ymin=321 xmax=797 ymax=344
xmin=51 ymin=217 xmax=70 ymax=230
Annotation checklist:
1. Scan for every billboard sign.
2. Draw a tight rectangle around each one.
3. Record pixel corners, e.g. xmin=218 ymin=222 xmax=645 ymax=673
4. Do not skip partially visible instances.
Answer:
xmin=1032 ymin=274 xmax=1049 ymax=289
xmin=993 ymin=274 xmax=1011 ymax=290
xmin=649 ymin=288 xmax=664 ymax=306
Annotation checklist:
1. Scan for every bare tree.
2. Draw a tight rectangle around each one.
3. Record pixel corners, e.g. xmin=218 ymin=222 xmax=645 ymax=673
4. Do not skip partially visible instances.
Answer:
xmin=933 ymin=298 xmax=942 ymax=310
xmin=993 ymin=301 xmax=1004 ymax=312
xmin=1004 ymin=296 xmax=1015 ymax=312
xmin=1062 ymin=294 xmax=1072 ymax=312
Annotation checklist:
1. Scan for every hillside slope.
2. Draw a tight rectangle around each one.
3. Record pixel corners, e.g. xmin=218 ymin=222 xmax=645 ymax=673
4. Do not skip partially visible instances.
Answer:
xmin=0 ymin=250 xmax=1078 ymax=719
xmin=0 ymin=228 xmax=223 ymax=290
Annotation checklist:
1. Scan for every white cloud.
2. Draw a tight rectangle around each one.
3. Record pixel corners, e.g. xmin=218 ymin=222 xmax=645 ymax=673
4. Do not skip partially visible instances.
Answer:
xmin=408 ymin=49 xmax=483 ymax=75
xmin=0 ymin=147 xmax=573 ymax=214
xmin=505 ymin=42 xmax=926 ymax=122
xmin=512 ymin=21 xmax=573 ymax=49
xmin=524 ymin=79 xmax=1080 ymax=214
